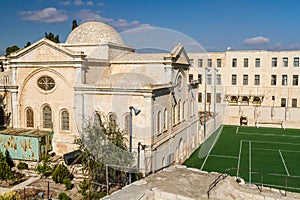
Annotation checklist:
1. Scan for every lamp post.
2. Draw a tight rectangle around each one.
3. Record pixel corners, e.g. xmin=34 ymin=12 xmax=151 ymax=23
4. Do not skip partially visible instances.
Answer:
xmin=129 ymin=106 xmax=141 ymax=184
xmin=204 ymin=68 xmax=210 ymax=140
xmin=213 ymin=68 xmax=219 ymax=131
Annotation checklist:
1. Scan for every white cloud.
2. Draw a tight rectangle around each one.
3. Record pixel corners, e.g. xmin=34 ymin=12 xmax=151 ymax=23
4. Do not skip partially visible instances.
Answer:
xmin=19 ymin=7 xmax=68 ymax=23
xmin=86 ymin=1 xmax=93 ymax=6
xmin=75 ymin=9 xmax=150 ymax=30
xmin=74 ymin=0 xmax=84 ymax=6
xmin=58 ymin=1 xmax=71 ymax=5
xmin=75 ymin=9 xmax=113 ymax=23
xmin=243 ymin=36 xmax=270 ymax=47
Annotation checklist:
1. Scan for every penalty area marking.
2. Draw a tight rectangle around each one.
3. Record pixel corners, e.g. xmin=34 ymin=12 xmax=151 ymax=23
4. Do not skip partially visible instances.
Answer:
xmin=279 ymin=150 xmax=290 ymax=176
xmin=237 ymin=140 xmax=243 ymax=177
xmin=200 ymin=125 xmax=224 ymax=170
xmin=209 ymin=154 xmax=238 ymax=159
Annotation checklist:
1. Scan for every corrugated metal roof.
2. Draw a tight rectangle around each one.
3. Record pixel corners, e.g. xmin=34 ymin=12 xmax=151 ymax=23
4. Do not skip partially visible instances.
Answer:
xmin=0 ymin=128 xmax=52 ymax=137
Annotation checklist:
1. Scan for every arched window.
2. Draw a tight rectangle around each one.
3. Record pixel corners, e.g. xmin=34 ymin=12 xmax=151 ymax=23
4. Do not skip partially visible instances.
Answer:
xmin=61 ymin=110 xmax=69 ymax=130
xmin=43 ymin=105 xmax=52 ymax=129
xmin=172 ymin=105 xmax=176 ymax=125
xmin=177 ymin=100 xmax=181 ymax=122
xmin=163 ymin=109 xmax=167 ymax=130
xmin=182 ymin=101 xmax=185 ymax=120
xmin=157 ymin=111 xmax=161 ymax=134
xmin=108 ymin=112 xmax=117 ymax=130
xmin=94 ymin=112 xmax=102 ymax=127
xmin=26 ymin=108 xmax=34 ymax=128
xmin=124 ymin=113 xmax=130 ymax=134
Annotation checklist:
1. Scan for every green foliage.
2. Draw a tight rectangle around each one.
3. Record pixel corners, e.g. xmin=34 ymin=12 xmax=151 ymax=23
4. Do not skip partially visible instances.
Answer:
xmin=45 ymin=32 xmax=60 ymax=43
xmin=0 ymin=191 xmax=20 ymax=200
xmin=6 ymin=45 xmax=20 ymax=55
xmin=17 ymin=162 xmax=28 ymax=170
xmin=0 ymin=151 xmax=14 ymax=180
xmin=75 ymin=113 xmax=134 ymax=198
xmin=52 ymin=163 xmax=72 ymax=184
xmin=63 ymin=178 xmax=73 ymax=190
xmin=78 ymin=179 xmax=89 ymax=197
xmin=58 ymin=192 xmax=70 ymax=200
xmin=36 ymin=154 xmax=53 ymax=176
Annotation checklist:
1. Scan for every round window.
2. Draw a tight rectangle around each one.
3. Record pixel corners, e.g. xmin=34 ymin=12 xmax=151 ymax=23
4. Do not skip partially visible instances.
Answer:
xmin=37 ymin=76 xmax=55 ymax=91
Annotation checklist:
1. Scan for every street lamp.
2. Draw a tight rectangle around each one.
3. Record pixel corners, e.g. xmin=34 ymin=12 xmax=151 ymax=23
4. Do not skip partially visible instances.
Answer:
xmin=129 ymin=106 xmax=141 ymax=184
xmin=213 ymin=68 xmax=219 ymax=131
xmin=204 ymin=68 xmax=210 ymax=140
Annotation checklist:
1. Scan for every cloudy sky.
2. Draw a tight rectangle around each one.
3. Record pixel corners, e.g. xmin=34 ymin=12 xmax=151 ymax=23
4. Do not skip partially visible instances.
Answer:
xmin=1 ymin=0 xmax=300 ymax=55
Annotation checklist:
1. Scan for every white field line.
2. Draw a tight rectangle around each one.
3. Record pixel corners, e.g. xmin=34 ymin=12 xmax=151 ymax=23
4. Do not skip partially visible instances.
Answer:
xmin=200 ymin=125 xmax=224 ymax=170
xmin=237 ymin=131 xmax=300 ymax=138
xmin=253 ymin=147 xmax=300 ymax=154
xmin=279 ymin=150 xmax=290 ymax=176
xmin=237 ymin=140 xmax=243 ymax=177
xmin=236 ymin=127 xmax=239 ymax=134
xmin=248 ymin=140 xmax=300 ymax=146
xmin=209 ymin=154 xmax=238 ymax=159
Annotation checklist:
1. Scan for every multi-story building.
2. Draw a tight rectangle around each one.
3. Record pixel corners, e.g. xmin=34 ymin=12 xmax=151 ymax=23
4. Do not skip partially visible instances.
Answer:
xmin=189 ymin=50 xmax=300 ymax=130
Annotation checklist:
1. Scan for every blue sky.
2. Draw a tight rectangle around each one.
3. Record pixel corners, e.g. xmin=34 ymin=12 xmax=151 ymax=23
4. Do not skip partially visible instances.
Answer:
xmin=1 ymin=0 xmax=300 ymax=55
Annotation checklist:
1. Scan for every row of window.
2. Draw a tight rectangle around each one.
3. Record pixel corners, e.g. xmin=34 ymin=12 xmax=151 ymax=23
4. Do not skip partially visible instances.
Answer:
xmin=198 ymin=93 xmax=222 ymax=103
xmin=231 ymin=74 xmax=299 ymax=86
xmin=189 ymin=74 xmax=222 ymax=85
xmin=26 ymin=106 xmax=69 ymax=130
xmin=191 ymin=59 xmax=222 ymax=68
xmin=281 ymin=97 xmax=298 ymax=108
xmin=190 ymin=57 xmax=300 ymax=68
xmin=156 ymin=99 xmax=195 ymax=135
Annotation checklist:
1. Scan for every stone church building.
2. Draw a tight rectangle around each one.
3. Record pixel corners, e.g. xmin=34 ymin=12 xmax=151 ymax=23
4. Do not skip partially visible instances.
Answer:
xmin=0 ymin=22 xmax=200 ymax=173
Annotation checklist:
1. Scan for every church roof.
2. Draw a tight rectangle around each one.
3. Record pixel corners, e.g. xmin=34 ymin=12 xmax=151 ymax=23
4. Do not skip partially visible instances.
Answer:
xmin=65 ymin=21 xmax=124 ymax=45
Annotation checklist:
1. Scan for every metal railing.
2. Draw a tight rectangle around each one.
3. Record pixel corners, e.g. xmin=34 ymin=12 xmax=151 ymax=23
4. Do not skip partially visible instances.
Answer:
xmin=207 ymin=168 xmax=300 ymax=198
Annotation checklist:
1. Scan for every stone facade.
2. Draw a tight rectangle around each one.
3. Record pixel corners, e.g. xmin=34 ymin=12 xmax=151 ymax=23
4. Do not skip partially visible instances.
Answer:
xmin=0 ymin=22 xmax=200 ymax=173
xmin=189 ymin=50 xmax=300 ymax=129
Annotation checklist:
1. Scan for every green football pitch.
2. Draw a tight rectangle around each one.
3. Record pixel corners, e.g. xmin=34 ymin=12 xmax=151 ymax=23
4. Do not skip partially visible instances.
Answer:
xmin=184 ymin=125 xmax=300 ymax=191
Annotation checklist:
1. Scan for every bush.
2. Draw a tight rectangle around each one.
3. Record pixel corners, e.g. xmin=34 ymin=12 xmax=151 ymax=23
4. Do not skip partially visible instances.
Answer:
xmin=0 ymin=151 xmax=14 ymax=180
xmin=78 ymin=179 xmax=89 ymax=197
xmin=17 ymin=162 xmax=28 ymax=170
xmin=36 ymin=155 xmax=53 ymax=176
xmin=58 ymin=192 xmax=70 ymax=200
xmin=0 ymin=191 xmax=20 ymax=200
xmin=52 ymin=163 xmax=72 ymax=184
xmin=63 ymin=178 xmax=73 ymax=190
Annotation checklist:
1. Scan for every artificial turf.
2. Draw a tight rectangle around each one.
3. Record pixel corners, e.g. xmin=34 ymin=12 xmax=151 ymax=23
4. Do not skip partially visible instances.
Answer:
xmin=184 ymin=125 xmax=300 ymax=191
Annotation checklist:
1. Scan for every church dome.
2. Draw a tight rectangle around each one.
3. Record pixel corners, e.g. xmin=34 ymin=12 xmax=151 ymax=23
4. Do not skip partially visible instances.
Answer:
xmin=65 ymin=21 xmax=124 ymax=45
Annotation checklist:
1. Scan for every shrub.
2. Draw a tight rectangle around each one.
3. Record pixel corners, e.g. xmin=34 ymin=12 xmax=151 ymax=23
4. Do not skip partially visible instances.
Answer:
xmin=36 ymin=154 xmax=53 ymax=176
xmin=52 ymin=163 xmax=71 ymax=184
xmin=0 ymin=151 xmax=14 ymax=180
xmin=78 ymin=179 xmax=89 ymax=197
xmin=0 ymin=191 xmax=20 ymax=200
xmin=63 ymin=178 xmax=73 ymax=190
xmin=58 ymin=192 xmax=70 ymax=200
xmin=17 ymin=162 xmax=28 ymax=170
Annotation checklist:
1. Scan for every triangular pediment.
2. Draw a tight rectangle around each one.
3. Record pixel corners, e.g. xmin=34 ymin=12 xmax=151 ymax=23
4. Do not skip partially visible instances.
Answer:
xmin=168 ymin=44 xmax=190 ymax=65
xmin=8 ymin=38 xmax=84 ymax=63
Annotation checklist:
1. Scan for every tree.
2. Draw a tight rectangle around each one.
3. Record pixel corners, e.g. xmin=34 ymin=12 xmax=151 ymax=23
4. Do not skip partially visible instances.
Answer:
xmin=45 ymin=32 xmax=60 ymax=43
xmin=24 ymin=42 xmax=31 ymax=48
xmin=74 ymin=113 xmax=134 ymax=198
xmin=72 ymin=19 xmax=78 ymax=31
xmin=6 ymin=45 xmax=20 ymax=55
